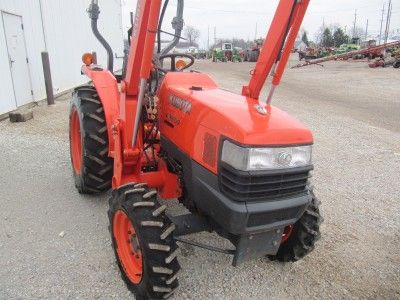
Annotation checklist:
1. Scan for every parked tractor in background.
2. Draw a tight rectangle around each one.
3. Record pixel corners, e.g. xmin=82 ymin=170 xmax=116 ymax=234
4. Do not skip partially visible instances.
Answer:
xmin=243 ymin=39 xmax=263 ymax=62
xmin=212 ymin=43 xmax=242 ymax=62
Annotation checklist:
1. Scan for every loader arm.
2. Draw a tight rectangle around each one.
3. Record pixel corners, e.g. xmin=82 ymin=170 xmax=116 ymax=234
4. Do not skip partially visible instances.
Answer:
xmin=242 ymin=0 xmax=310 ymax=103
xmin=125 ymin=0 xmax=161 ymax=97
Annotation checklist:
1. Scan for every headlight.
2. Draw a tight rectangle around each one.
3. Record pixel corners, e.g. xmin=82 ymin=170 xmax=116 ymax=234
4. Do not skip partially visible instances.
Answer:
xmin=221 ymin=140 xmax=312 ymax=171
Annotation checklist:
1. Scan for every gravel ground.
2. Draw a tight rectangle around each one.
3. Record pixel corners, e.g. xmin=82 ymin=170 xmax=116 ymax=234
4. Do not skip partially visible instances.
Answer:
xmin=0 ymin=56 xmax=399 ymax=299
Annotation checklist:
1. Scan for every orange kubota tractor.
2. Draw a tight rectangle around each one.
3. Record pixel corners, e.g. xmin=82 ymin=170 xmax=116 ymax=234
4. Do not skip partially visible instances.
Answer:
xmin=69 ymin=0 xmax=322 ymax=298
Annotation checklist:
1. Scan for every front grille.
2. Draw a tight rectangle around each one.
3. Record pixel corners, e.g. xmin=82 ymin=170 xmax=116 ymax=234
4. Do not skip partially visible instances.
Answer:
xmin=219 ymin=164 xmax=312 ymax=202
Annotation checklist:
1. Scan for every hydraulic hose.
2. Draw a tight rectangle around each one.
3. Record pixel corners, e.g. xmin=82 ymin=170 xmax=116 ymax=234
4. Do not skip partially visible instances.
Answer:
xmin=161 ymin=0 xmax=184 ymax=55
xmin=88 ymin=0 xmax=114 ymax=72
xmin=157 ymin=0 xmax=170 ymax=54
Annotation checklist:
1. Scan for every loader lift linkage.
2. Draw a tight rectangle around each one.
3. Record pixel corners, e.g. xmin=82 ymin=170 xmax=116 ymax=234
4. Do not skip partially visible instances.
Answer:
xmin=69 ymin=0 xmax=322 ymax=298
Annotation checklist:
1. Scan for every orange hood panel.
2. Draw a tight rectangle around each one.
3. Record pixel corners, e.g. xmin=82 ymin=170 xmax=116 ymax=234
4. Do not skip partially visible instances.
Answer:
xmin=159 ymin=72 xmax=313 ymax=146
xmin=158 ymin=72 xmax=313 ymax=172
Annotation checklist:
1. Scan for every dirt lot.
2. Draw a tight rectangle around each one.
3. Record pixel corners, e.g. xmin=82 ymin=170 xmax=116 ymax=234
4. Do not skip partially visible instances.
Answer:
xmin=1 ymin=56 xmax=399 ymax=299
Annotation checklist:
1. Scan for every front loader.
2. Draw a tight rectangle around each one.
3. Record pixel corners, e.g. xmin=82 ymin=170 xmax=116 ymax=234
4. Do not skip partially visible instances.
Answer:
xmin=69 ymin=0 xmax=322 ymax=299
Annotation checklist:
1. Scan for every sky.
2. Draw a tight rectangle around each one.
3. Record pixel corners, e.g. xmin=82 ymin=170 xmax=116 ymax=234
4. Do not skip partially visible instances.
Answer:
xmin=120 ymin=0 xmax=400 ymax=48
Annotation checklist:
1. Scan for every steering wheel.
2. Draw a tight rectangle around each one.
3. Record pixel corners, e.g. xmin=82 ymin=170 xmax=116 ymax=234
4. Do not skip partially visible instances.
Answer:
xmin=159 ymin=53 xmax=195 ymax=72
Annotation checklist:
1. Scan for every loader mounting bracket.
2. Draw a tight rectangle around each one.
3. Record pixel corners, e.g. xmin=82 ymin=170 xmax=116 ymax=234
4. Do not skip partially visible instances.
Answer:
xmin=169 ymin=213 xmax=212 ymax=236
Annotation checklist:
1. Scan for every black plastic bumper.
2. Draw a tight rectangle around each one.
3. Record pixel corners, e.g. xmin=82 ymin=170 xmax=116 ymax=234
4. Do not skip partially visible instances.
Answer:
xmin=191 ymin=162 xmax=311 ymax=234
xmin=191 ymin=162 xmax=312 ymax=265
xmin=161 ymin=137 xmax=312 ymax=265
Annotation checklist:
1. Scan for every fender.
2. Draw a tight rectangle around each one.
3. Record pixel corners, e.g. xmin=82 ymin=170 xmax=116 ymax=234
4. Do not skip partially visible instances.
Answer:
xmin=82 ymin=66 xmax=119 ymax=156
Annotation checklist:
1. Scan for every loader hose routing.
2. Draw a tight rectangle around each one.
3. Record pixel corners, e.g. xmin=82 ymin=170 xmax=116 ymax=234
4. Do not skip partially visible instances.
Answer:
xmin=160 ymin=0 xmax=184 ymax=56
xmin=88 ymin=0 xmax=114 ymax=73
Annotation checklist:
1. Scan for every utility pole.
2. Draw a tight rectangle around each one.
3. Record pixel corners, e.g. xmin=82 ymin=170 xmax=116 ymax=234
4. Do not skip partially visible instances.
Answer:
xmin=352 ymin=9 xmax=357 ymax=38
xmin=207 ymin=25 xmax=210 ymax=50
xmin=384 ymin=0 xmax=392 ymax=44
xmin=379 ymin=3 xmax=385 ymax=45
xmin=254 ymin=22 xmax=258 ymax=40
xmin=364 ymin=19 xmax=368 ymax=41
xmin=319 ymin=18 xmax=325 ymax=45
xmin=214 ymin=26 xmax=217 ymax=47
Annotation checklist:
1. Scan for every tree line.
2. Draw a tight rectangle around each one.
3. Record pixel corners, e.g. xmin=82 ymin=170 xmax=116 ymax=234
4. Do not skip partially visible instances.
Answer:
xmin=184 ymin=23 xmax=360 ymax=50
xmin=301 ymin=24 xmax=364 ymax=48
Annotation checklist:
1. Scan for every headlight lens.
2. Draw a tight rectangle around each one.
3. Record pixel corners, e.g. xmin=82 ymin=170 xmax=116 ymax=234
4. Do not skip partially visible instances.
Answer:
xmin=221 ymin=140 xmax=312 ymax=171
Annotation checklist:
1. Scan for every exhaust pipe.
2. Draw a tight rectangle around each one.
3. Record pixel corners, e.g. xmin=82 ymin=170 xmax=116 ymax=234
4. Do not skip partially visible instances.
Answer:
xmin=87 ymin=0 xmax=114 ymax=73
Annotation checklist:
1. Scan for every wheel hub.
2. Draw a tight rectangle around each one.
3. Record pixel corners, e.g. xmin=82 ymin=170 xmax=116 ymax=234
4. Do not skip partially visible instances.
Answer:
xmin=70 ymin=109 xmax=82 ymax=173
xmin=281 ymin=225 xmax=294 ymax=243
xmin=113 ymin=210 xmax=143 ymax=284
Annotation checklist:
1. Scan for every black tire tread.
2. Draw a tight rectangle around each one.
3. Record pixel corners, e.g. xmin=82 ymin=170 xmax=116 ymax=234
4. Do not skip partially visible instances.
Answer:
xmin=108 ymin=184 xmax=180 ymax=300
xmin=69 ymin=85 xmax=113 ymax=194
xmin=272 ymin=190 xmax=322 ymax=262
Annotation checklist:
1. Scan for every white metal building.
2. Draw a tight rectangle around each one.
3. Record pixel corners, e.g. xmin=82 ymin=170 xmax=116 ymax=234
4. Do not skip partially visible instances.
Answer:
xmin=0 ymin=0 xmax=124 ymax=115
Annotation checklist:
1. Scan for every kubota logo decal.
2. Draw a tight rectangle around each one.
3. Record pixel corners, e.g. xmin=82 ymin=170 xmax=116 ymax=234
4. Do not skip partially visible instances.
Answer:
xmin=277 ymin=152 xmax=292 ymax=166
xmin=169 ymin=95 xmax=192 ymax=114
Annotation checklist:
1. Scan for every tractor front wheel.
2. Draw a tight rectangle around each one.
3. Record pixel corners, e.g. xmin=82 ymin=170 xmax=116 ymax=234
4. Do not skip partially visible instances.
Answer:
xmin=109 ymin=184 xmax=180 ymax=299
xmin=270 ymin=191 xmax=322 ymax=262
xmin=69 ymin=85 xmax=113 ymax=194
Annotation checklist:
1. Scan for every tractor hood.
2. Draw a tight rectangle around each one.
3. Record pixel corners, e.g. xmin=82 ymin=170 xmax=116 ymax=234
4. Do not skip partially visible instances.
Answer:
xmin=188 ymin=88 xmax=312 ymax=146
xmin=159 ymin=72 xmax=313 ymax=147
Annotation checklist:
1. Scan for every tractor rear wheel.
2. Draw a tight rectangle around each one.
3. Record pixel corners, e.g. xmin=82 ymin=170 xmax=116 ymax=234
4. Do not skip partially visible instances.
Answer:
xmin=109 ymin=184 xmax=180 ymax=299
xmin=249 ymin=51 xmax=257 ymax=62
xmin=69 ymin=85 xmax=113 ymax=194
xmin=270 ymin=191 xmax=322 ymax=262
